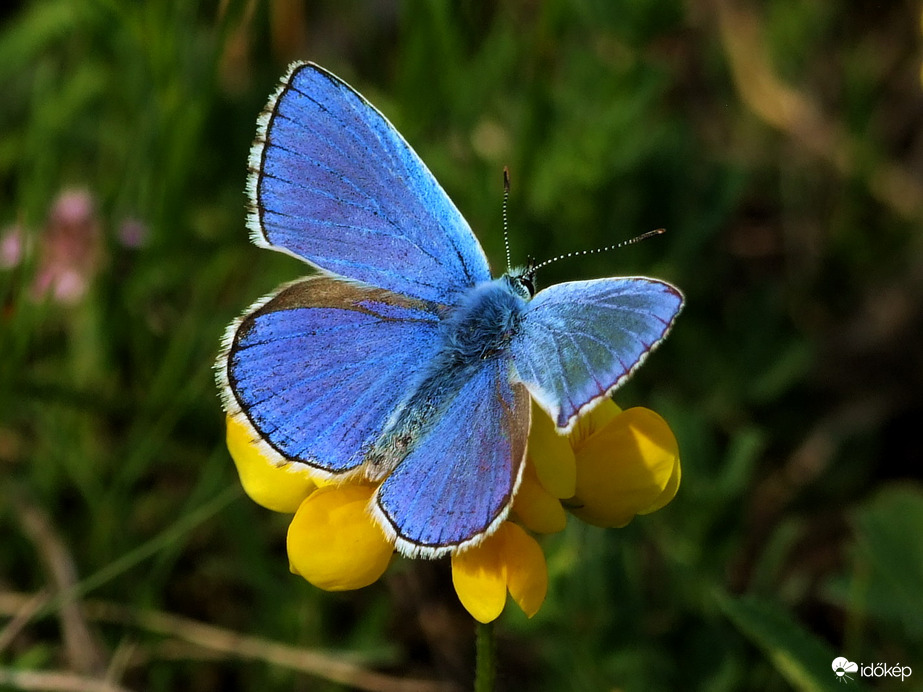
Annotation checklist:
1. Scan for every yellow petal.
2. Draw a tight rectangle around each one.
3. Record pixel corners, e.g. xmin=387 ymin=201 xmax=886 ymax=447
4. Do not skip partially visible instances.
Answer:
xmin=639 ymin=451 xmax=681 ymax=515
xmin=512 ymin=462 xmax=567 ymax=534
xmin=502 ymin=523 xmax=547 ymax=618
xmin=527 ymin=400 xmax=576 ymax=498
xmin=451 ymin=530 xmax=508 ymax=624
xmin=226 ymin=415 xmax=317 ymax=513
xmin=287 ymin=485 xmax=393 ymax=591
xmin=569 ymin=407 xmax=679 ymax=528
xmin=568 ymin=397 xmax=621 ymax=448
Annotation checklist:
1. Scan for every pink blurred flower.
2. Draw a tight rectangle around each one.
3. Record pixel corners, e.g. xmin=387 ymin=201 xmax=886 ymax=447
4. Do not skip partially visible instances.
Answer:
xmin=0 ymin=225 xmax=26 ymax=268
xmin=31 ymin=189 xmax=103 ymax=304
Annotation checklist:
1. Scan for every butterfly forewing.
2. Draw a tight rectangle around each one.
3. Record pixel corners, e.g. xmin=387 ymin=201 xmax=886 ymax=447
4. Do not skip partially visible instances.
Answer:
xmin=249 ymin=62 xmax=491 ymax=306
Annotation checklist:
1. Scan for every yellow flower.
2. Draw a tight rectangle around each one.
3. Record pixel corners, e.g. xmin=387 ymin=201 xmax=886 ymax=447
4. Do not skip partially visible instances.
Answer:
xmin=226 ymin=415 xmax=318 ymax=513
xmin=226 ymin=415 xmax=394 ymax=590
xmin=450 ymin=522 xmax=547 ymax=623
xmin=514 ymin=399 xmax=680 ymax=533
xmin=567 ymin=402 xmax=681 ymax=528
xmin=224 ymin=395 xmax=680 ymax=622
xmin=287 ymin=484 xmax=394 ymax=591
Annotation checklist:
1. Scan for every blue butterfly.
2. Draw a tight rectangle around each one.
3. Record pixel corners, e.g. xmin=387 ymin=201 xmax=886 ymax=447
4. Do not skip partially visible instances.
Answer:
xmin=217 ymin=62 xmax=683 ymax=558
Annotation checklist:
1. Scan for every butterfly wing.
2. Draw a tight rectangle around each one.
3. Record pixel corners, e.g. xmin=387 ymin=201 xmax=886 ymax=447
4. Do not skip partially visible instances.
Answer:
xmin=372 ymin=357 xmax=530 ymax=558
xmin=218 ymin=276 xmax=443 ymax=474
xmin=510 ymin=277 xmax=683 ymax=430
xmin=249 ymin=62 xmax=492 ymax=305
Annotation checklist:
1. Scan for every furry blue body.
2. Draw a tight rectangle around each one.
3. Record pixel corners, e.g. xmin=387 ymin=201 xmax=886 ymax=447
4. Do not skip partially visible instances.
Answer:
xmin=368 ymin=276 xmax=528 ymax=477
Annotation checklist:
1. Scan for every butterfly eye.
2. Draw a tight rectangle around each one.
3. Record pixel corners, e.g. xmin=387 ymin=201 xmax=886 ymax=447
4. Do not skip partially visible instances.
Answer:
xmin=504 ymin=271 xmax=534 ymax=299
xmin=519 ymin=273 xmax=535 ymax=298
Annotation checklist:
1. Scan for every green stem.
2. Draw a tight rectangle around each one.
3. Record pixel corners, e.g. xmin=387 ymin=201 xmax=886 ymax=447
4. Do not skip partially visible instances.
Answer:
xmin=474 ymin=620 xmax=495 ymax=692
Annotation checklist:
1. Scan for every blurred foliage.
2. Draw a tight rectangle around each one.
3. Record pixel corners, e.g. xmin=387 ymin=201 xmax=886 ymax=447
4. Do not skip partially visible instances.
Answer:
xmin=1 ymin=0 xmax=922 ymax=690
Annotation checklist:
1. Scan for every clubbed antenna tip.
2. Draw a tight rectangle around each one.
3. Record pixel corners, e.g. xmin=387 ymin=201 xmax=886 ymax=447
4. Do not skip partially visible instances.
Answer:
xmin=531 ymin=228 xmax=667 ymax=273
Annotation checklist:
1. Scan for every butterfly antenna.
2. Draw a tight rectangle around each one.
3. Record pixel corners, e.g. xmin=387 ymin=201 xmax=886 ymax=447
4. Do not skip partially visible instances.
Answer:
xmin=502 ymin=166 xmax=512 ymax=273
xmin=531 ymin=228 xmax=666 ymax=273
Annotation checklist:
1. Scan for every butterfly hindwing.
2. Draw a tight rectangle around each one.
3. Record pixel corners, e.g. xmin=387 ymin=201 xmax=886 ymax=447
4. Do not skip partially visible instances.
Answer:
xmin=249 ymin=62 xmax=491 ymax=305
xmin=219 ymin=276 xmax=443 ymax=474
xmin=510 ymin=277 xmax=683 ymax=430
xmin=372 ymin=356 xmax=531 ymax=557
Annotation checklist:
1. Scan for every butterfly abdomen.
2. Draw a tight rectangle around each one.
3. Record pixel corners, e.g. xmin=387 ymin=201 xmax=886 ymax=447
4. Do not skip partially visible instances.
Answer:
xmin=365 ymin=278 xmax=526 ymax=479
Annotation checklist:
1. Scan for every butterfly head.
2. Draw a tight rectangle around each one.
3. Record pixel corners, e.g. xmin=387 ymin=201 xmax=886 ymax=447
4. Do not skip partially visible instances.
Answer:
xmin=505 ymin=258 xmax=536 ymax=300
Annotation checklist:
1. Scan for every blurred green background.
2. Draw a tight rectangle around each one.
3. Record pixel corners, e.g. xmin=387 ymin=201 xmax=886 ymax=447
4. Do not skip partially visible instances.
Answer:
xmin=1 ymin=1 xmax=922 ymax=690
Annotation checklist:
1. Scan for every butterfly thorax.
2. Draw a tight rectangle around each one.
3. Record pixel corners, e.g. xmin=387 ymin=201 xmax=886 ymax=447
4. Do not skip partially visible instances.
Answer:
xmin=441 ymin=277 xmax=528 ymax=364
xmin=364 ymin=277 xmax=527 ymax=479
